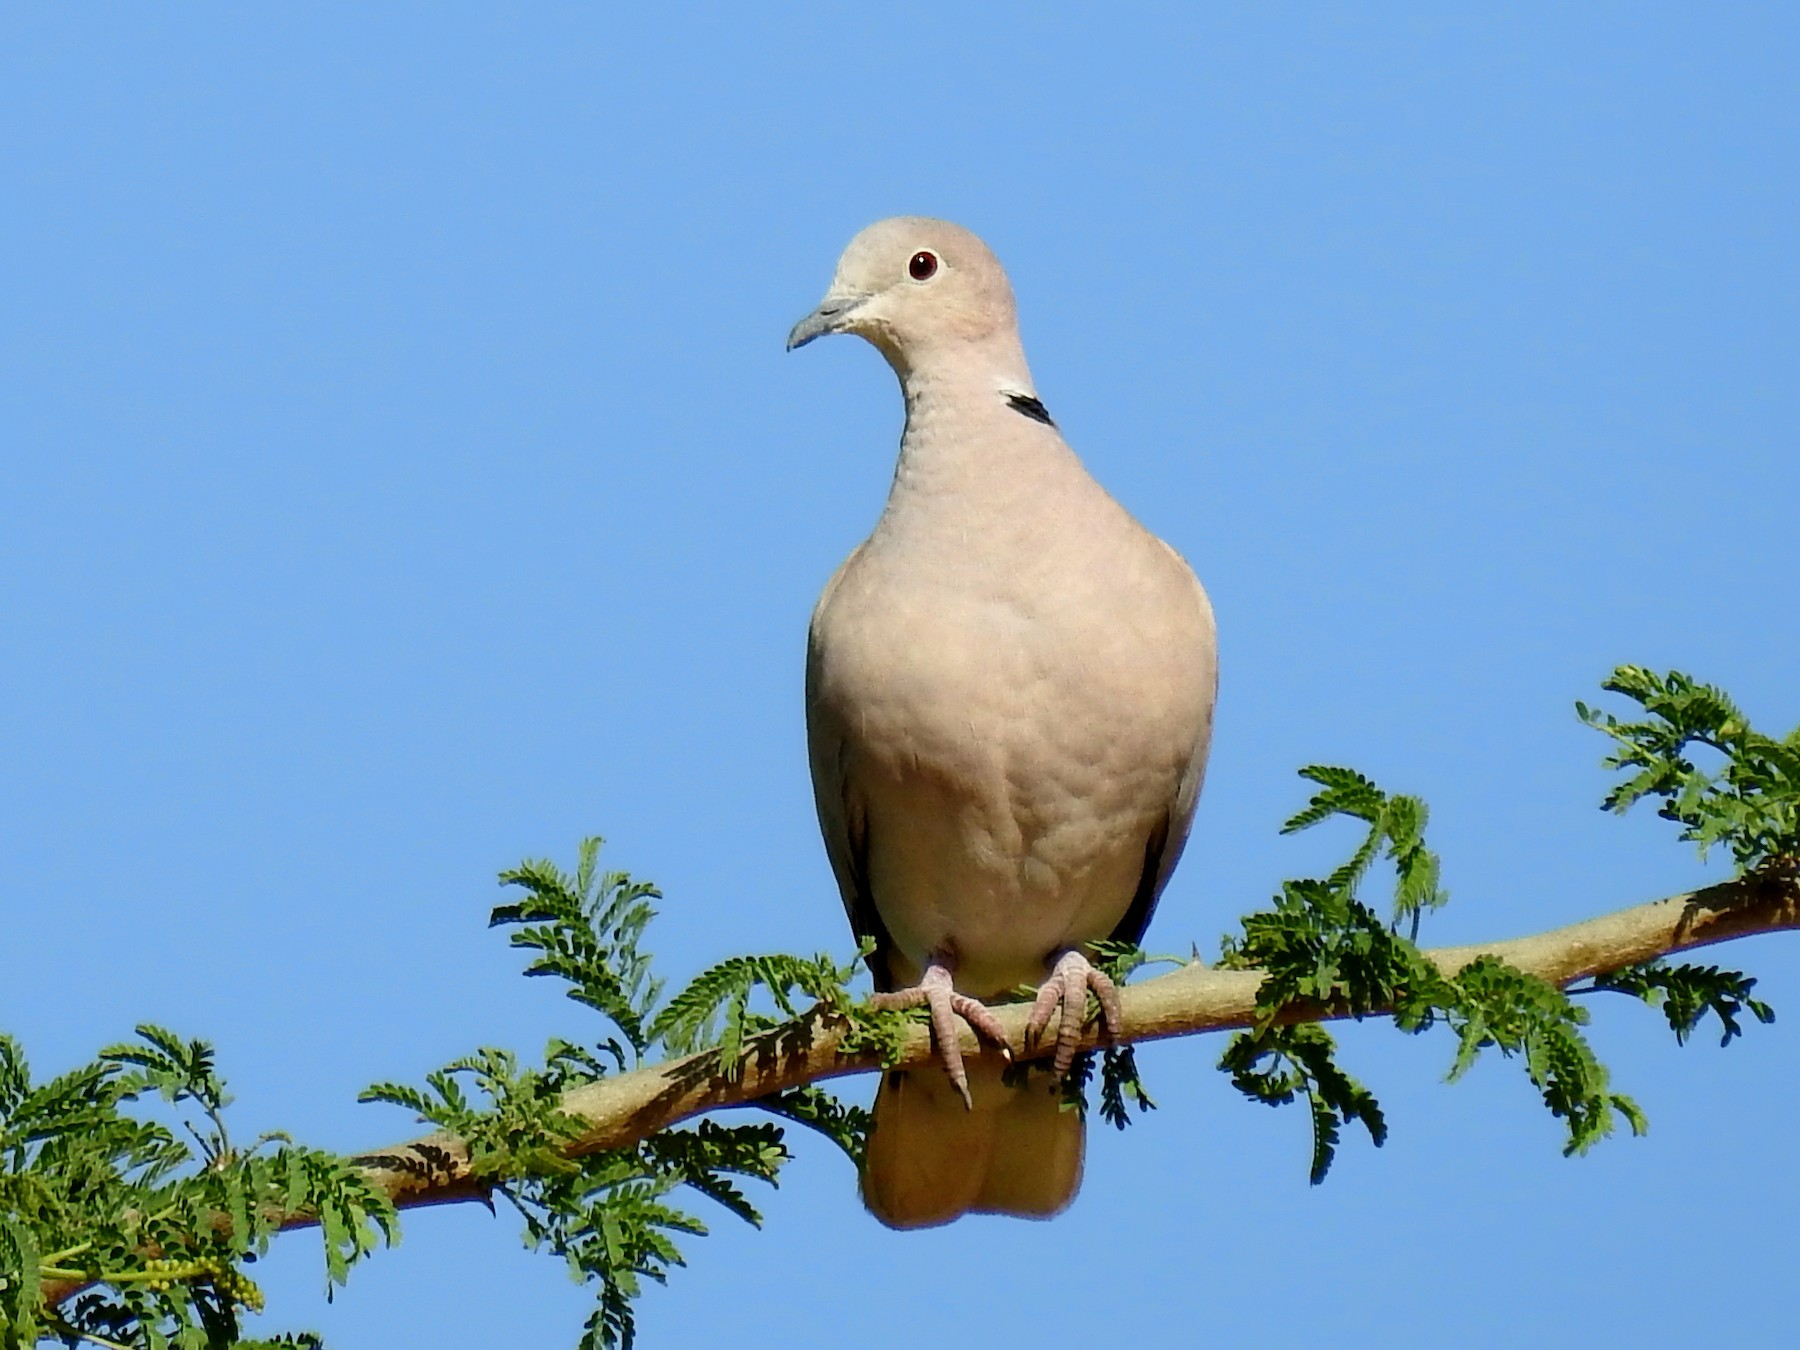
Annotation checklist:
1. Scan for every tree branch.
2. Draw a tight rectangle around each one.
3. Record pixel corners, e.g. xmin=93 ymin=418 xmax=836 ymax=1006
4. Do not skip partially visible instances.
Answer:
xmin=355 ymin=866 xmax=1800 ymax=1197
xmin=43 ymin=866 xmax=1800 ymax=1308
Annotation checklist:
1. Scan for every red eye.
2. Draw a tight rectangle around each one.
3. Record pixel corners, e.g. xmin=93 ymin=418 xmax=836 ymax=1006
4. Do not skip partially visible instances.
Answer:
xmin=908 ymin=250 xmax=939 ymax=281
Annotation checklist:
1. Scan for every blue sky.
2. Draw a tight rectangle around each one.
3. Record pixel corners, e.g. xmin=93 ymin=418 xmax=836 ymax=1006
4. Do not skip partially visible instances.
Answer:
xmin=3 ymin=6 xmax=1796 ymax=1346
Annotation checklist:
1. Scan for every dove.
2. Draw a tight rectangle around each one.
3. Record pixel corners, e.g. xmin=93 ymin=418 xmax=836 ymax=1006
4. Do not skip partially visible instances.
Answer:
xmin=789 ymin=217 xmax=1217 ymax=1228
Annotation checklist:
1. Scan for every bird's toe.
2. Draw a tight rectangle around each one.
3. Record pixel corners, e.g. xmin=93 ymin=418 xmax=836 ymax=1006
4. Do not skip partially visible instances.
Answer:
xmin=1026 ymin=949 xmax=1125 ymax=1076
xmin=870 ymin=959 xmax=1010 ymax=1109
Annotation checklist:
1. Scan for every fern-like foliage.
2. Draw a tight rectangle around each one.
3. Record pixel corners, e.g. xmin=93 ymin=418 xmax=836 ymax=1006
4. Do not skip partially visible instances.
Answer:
xmin=1095 ymin=1046 xmax=1156 ymax=1129
xmin=1219 ymin=1023 xmax=1387 ymax=1184
xmin=0 ymin=1027 xmax=394 ymax=1350
xmin=649 ymin=936 xmax=913 ymax=1086
xmin=363 ymin=838 xmax=881 ymax=1350
xmin=1590 ymin=961 xmax=1776 ymax=1046
xmin=1213 ymin=670 xmax=1791 ymax=1187
xmin=1047 ymin=1043 xmax=1157 ymax=1132
xmin=751 ymin=1087 xmax=871 ymax=1165
xmin=651 ymin=951 xmax=856 ymax=1065
xmin=1280 ymin=765 xmax=1448 ymax=936
xmin=492 ymin=839 xmax=665 ymax=1068
xmin=366 ymin=1048 xmax=784 ymax=1350
xmin=1444 ymin=957 xmax=1645 ymax=1153
xmin=1219 ymin=763 xmax=1650 ymax=1180
xmin=1578 ymin=665 xmax=1800 ymax=869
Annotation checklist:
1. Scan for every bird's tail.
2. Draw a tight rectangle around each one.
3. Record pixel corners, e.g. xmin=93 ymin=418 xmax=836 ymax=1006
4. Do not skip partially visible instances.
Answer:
xmin=861 ymin=1059 xmax=1083 ymax=1229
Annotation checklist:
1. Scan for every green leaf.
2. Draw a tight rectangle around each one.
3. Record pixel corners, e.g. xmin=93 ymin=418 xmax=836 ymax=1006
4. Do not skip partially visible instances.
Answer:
xmin=1219 ymin=1023 xmax=1384 ymax=1183
xmin=1593 ymin=961 xmax=1777 ymax=1046
xmin=1580 ymin=667 xmax=1800 ymax=869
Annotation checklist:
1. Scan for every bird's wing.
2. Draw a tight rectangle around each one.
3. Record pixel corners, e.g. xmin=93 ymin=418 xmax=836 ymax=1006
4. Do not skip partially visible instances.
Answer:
xmin=1107 ymin=542 xmax=1219 ymax=949
xmin=804 ymin=542 xmax=899 ymax=990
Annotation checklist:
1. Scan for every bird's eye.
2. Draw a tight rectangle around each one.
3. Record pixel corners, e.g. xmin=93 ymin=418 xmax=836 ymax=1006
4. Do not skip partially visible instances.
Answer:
xmin=908 ymin=250 xmax=939 ymax=281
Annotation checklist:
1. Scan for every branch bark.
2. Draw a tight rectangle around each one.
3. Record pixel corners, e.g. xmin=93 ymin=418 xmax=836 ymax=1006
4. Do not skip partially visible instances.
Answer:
xmin=43 ymin=867 xmax=1800 ymax=1308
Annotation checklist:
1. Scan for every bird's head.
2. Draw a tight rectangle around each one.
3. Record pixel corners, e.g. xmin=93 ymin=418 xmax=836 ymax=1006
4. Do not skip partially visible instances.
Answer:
xmin=787 ymin=217 xmax=1021 ymax=376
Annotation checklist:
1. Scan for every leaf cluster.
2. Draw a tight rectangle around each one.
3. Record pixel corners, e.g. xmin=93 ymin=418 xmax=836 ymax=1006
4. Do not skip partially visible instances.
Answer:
xmin=1 ymin=1028 xmax=393 ymax=1350
xmin=363 ymin=838 xmax=882 ymax=1350
xmin=491 ymin=841 xmax=665 ymax=1069
xmin=367 ymin=1046 xmax=783 ymax=1350
xmin=1046 ymin=1043 xmax=1157 ymax=1133
xmin=1219 ymin=1022 xmax=1385 ymax=1184
xmin=1219 ymin=762 xmax=1675 ymax=1181
xmin=1590 ymin=961 xmax=1775 ymax=1046
xmin=1578 ymin=665 xmax=1800 ymax=869
xmin=1277 ymin=766 xmax=1447 ymax=938
xmin=648 ymin=945 xmax=894 ymax=1081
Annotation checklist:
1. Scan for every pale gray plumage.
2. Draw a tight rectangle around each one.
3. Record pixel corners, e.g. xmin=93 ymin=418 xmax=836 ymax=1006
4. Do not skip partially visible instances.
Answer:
xmin=790 ymin=217 xmax=1217 ymax=1229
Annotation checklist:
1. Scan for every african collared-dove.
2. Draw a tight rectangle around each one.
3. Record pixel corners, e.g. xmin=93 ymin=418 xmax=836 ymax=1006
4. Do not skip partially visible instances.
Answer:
xmin=788 ymin=217 xmax=1217 ymax=1229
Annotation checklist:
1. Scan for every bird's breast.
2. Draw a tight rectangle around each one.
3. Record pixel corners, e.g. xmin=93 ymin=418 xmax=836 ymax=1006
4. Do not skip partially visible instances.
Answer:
xmin=811 ymin=534 xmax=1213 ymax=993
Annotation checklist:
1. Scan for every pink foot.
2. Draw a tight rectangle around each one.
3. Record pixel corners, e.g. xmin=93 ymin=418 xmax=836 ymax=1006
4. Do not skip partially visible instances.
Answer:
xmin=871 ymin=959 xmax=1010 ymax=1109
xmin=1025 ymin=949 xmax=1125 ymax=1075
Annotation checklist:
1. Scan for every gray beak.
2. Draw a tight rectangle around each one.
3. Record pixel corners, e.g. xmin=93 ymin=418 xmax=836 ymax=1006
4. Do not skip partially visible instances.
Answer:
xmin=786 ymin=295 xmax=866 ymax=351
